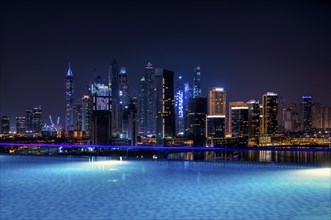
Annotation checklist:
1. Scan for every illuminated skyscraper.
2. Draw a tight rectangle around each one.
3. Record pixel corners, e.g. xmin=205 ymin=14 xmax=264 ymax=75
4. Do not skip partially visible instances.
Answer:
xmin=145 ymin=62 xmax=156 ymax=135
xmin=246 ymin=100 xmax=260 ymax=139
xmin=119 ymin=67 xmax=129 ymax=106
xmin=228 ymin=101 xmax=245 ymax=134
xmin=25 ymin=109 xmax=33 ymax=132
xmin=155 ymin=68 xmax=175 ymax=141
xmin=81 ymin=95 xmax=92 ymax=132
xmin=261 ymin=92 xmax=278 ymax=135
xmin=208 ymin=87 xmax=226 ymax=116
xmin=193 ymin=66 xmax=201 ymax=98
xmin=302 ymin=96 xmax=312 ymax=132
xmin=73 ymin=102 xmax=82 ymax=131
xmin=90 ymin=75 xmax=112 ymax=145
xmin=175 ymin=76 xmax=185 ymax=136
xmin=32 ymin=106 xmax=42 ymax=133
xmin=138 ymin=76 xmax=147 ymax=134
xmin=1 ymin=116 xmax=10 ymax=134
xmin=206 ymin=87 xmax=226 ymax=139
xmin=187 ymin=97 xmax=207 ymax=146
xmin=16 ymin=116 xmax=26 ymax=134
xmin=65 ymin=63 xmax=74 ymax=131
xmin=231 ymin=107 xmax=249 ymax=138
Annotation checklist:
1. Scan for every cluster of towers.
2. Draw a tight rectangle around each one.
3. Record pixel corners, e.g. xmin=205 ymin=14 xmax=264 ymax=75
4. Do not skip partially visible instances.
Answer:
xmin=62 ymin=60 xmax=331 ymax=146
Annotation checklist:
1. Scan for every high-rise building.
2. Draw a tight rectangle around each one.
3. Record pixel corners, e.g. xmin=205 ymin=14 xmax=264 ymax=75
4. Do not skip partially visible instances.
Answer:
xmin=322 ymin=107 xmax=331 ymax=129
xmin=16 ymin=116 xmax=26 ymax=134
xmin=302 ymin=96 xmax=312 ymax=132
xmin=228 ymin=101 xmax=245 ymax=134
xmin=82 ymin=96 xmax=92 ymax=132
xmin=1 ymin=116 xmax=10 ymax=134
xmin=186 ymin=97 xmax=207 ymax=146
xmin=119 ymin=67 xmax=129 ymax=106
xmin=138 ymin=76 xmax=147 ymax=134
xmin=231 ymin=107 xmax=249 ymax=138
xmin=145 ymin=62 xmax=156 ymax=135
xmin=65 ymin=63 xmax=74 ymax=131
xmin=155 ymin=68 xmax=175 ymax=142
xmin=110 ymin=58 xmax=120 ymax=134
xmin=261 ymin=92 xmax=278 ymax=135
xmin=183 ymin=82 xmax=192 ymax=134
xmin=208 ymin=87 xmax=226 ymax=116
xmin=175 ymin=76 xmax=185 ymax=136
xmin=206 ymin=115 xmax=226 ymax=138
xmin=32 ymin=106 xmax=42 ymax=133
xmin=246 ymin=100 xmax=260 ymax=139
xmin=122 ymin=97 xmax=138 ymax=145
xmin=193 ymin=66 xmax=201 ymax=98
xmin=90 ymin=75 xmax=112 ymax=145
xmin=25 ymin=109 xmax=33 ymax=132
xmin=206 ymin=87 xmax=226 ymax=139
xmin=73 ymin=102 xmax=82 ymax=131
xmin=312 ymin=102 xmax=322 ymax=129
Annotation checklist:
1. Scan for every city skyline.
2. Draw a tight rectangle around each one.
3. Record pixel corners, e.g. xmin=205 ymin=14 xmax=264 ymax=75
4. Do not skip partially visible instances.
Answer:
xmin=1 ymin=0 xmax=330 ymax=125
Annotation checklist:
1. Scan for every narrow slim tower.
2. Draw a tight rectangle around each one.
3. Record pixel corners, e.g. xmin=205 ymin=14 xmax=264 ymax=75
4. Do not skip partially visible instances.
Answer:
xmin=65 ymin=63 xmax=74 ymax=131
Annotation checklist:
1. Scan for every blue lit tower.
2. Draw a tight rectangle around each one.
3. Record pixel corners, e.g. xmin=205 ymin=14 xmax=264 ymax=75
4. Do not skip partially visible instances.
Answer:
xmin=302 ymin=96 xmax=312 ymax=132
xmin=145 ymin=62 xmax=156 ymax=135
xmin=193 ymin=66 xmax=201 ymax=98
xmin=65 ymin=63 xmax=74 ymax=131
xmin=175 ymin=76 xmax=185 ymax=136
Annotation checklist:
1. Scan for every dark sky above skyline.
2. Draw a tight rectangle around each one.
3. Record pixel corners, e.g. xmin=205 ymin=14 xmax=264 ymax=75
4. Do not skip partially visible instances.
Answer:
xmin=1 ymin=0 xmax=330 ymax=127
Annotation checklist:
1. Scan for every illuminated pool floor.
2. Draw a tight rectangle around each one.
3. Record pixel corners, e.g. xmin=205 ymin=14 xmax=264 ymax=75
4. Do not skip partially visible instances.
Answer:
xmin=0 ymin=155 xmax=330 ymax=220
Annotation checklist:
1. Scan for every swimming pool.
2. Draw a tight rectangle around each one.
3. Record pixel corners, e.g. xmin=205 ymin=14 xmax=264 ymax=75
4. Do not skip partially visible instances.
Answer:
xmin=1 ymin=155 xmax=330 ymax=219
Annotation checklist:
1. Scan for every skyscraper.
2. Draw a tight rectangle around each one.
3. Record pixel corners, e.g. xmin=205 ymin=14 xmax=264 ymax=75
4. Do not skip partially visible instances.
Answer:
xmin=261 ymin=92 xmax=278 ymax=135
xmin=138 ymin=76 xmax=147 ymax=134
xmin=32 ymin=106 xmax=42 ymax=133
xmin=208 ymin=87 xmax=226 ymax=116
xmin=16 ymin=116 xmax=26 ymax=134
xmin=65 ymin=63 xmax=74 ymax=131
xmin=119 ymin=67 xmax=129 ymax=106
xmin=145 ymin=62 xmax=156 ymax=135
xmin=231 ymin=107 xmax=249 ymax=138
xmin=73 ymin=102 xmax=82 ymax=131
xmin=312 ymin=102 xmax=322 ymax=129
xmin=90 ymin=75 xmax=112 ymax=145
xmin=1 ymin=116 xmax=10 ymax=134
xmin=110 ymin=58 xmax=120 ymax=133
xmin=175 ymin=76 xmax=185 ymax=136
xmin=81 ymin=95 xmax=92 ymax=132
xmin=228 ymin=101 xmax=245 ymax=134
xmin=155 ymin=68 xmax=175 ymax=141
xmin=193 ymin=66 xmax=201 ymax=98
xmin=246 ymin=100 xmax=260 ymax=139
xmin=25 ymin=109 xmax=33 ymax=132
xmin=206 ymin=87 xmax=226 ymax=139
xmin=187 ymin=97 xmax=207 ymax=146
xmin=302 ymin=96 xmax=312 ymax=132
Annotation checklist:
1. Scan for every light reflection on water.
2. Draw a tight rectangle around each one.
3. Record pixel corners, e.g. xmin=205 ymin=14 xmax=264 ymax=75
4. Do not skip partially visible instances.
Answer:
xmin=168 ymin=150 xmax=331 ymax=165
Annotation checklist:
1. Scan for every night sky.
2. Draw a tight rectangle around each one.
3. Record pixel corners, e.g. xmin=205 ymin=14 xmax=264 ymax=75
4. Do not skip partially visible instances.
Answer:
xmin=1 ymin=0 xmax=330 ymax=128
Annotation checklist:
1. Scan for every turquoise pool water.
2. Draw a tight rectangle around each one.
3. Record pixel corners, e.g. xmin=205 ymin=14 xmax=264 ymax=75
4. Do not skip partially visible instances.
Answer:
xmin=1 ymin=155 xmax=330 ymax=219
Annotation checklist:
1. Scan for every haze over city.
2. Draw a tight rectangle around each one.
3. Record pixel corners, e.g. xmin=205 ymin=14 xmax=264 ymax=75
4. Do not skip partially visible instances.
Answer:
xmin=1 ymin=0 xmax=330 ymax=125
